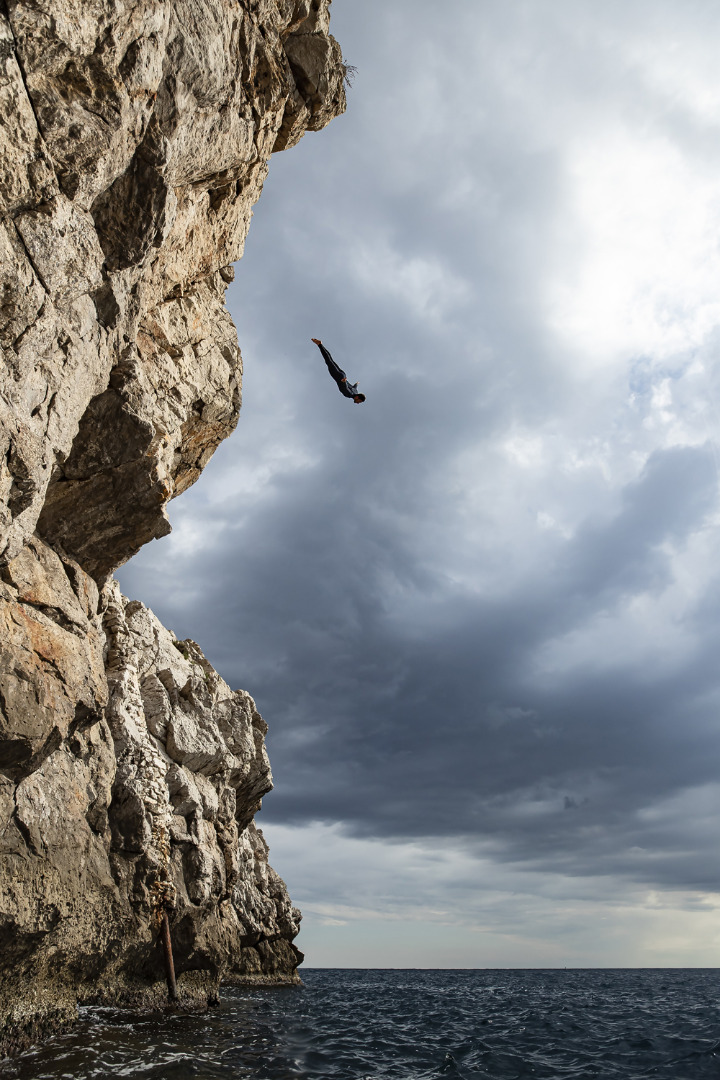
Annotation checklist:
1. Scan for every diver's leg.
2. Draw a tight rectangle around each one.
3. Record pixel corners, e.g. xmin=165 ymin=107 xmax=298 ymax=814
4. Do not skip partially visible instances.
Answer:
xmin=314 ymin=341 xmax=347 ymax=385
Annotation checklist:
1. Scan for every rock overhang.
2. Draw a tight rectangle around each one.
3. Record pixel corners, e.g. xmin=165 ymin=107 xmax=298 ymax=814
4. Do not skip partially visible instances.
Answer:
xmin=0 ymin=0 xmax=345 ymax=1054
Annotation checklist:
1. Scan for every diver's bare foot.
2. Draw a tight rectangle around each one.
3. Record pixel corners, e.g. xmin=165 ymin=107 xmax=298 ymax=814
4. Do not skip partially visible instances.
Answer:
xmin=311 ymin=337 xmax=321 ymax=344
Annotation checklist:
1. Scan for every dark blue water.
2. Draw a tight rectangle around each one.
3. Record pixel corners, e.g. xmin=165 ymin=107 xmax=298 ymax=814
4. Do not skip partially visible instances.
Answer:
xmin=2 ymin=969 xmax=720 ymax=1079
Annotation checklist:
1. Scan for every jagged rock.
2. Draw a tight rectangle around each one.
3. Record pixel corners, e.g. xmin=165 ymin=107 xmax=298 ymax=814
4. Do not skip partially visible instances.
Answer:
xmin=0 ymin=535 xmax=106 ymax=779
xmin=0 ymin=0 xmax=345 ymax=1055
xmin=0 ymin=0 xmax=345 ymax=573
xmin=0 ymin=544 xmax=303 ymax=1052
xmin=101 ymin=582 xmax=302 ymax=990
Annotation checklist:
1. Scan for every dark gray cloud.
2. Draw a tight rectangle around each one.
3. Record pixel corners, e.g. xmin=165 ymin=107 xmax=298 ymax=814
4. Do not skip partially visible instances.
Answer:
xmin=119 ymin=0 xmax=720 ymax=956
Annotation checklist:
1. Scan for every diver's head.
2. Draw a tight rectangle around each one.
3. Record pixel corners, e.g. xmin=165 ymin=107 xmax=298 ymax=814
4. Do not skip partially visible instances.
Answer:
xmin=353 ymin=394 xmax=366 ymax=404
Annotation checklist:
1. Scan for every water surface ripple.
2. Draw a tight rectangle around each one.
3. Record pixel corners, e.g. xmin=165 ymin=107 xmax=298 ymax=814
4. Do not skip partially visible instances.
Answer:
xmin=3 ymin=969 xmax=720 ymax=1079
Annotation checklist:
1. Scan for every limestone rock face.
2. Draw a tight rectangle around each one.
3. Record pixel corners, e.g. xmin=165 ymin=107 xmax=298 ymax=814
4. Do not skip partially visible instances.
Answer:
xmin=0 ymin=552 xmax=301 ymax=1050
xmin=0 ymin=0 xmax=345 ymax=576
xmin=100 ymin=582 xmax=302 ymax=992
xmin=0 ymin=0 xmax=345 ymax=1054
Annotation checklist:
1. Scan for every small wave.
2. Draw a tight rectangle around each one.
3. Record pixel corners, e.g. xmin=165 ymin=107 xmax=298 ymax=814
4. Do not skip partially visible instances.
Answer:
xmin=3 ymin=970 xmax=720 ymax=1080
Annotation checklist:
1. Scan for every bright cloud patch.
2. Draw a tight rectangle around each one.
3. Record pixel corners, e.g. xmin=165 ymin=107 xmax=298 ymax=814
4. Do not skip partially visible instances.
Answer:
xmin=549 ymin=130 xmax=720 ymax=368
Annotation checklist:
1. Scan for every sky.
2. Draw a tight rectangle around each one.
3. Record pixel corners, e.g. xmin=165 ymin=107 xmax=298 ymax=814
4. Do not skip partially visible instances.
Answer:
xmin=118 ymin=0 xmax=720 ymax=967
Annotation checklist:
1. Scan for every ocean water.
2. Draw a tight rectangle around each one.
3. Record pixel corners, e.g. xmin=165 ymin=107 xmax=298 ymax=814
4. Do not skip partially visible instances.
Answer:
xmin=3 ymin=969 xmax=720 ymax=1080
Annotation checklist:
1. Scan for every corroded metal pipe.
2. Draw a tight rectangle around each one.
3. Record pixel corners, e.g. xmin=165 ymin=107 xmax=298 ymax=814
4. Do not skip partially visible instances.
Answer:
xmin=160 ymin=911 xmax=178 ymax=1002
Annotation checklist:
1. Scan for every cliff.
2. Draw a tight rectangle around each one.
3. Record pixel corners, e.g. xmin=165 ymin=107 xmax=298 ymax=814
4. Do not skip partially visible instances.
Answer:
xmin=0 ymin=0 xmax=346 ymax=1054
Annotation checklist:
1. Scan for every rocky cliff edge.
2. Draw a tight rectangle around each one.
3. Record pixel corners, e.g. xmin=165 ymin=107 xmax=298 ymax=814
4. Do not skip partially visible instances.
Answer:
xmin=0 ymin=0 xmax=345 ymax=1054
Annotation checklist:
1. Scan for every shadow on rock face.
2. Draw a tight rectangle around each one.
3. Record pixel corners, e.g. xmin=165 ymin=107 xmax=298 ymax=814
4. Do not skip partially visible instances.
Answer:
xmin=0 ymin=0 xmax=346 ymax=1056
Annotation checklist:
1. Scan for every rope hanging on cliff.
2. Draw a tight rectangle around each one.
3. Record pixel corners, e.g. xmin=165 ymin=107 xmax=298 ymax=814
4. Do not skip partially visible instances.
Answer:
xmin=151 ymin=823 xmax=178 ymax=1002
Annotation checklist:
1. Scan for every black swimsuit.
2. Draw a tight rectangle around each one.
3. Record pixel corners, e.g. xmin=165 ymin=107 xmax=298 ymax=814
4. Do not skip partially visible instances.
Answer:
xmin=316 ymin=342 xmax=359 ymax=398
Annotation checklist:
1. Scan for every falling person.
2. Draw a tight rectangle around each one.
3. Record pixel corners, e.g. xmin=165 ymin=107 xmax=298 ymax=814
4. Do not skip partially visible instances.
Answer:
xmin=312 ymin=338 xmax=366 ymax=403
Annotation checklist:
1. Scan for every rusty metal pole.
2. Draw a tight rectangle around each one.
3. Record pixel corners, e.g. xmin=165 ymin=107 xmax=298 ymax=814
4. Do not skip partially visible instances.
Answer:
xmin=160 ymin=911 xmax=178 ymax=1002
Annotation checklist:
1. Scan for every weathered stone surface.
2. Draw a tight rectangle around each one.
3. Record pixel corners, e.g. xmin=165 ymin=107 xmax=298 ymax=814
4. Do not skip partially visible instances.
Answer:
xmin=101 ymin=583 xmax=302 ymax=992
xmin=36 ymin=273 xmax=243 ymax=580
xmin=0 ymin=551 xmax=303 ymax=1052
xmin=0 ymin=536 xmax=106 ymax=780
xmin=0 ymin=0 xmax=345 ymax=572
xmin=0 ymin=0 xmax=344 ymax=1055
xmin=0 ymin=540 xmax=119 ymax=1052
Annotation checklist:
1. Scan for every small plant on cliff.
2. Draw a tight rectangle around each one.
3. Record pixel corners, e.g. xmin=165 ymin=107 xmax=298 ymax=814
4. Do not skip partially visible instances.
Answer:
xmin=343 ymin=63 xmax=358 ymax=88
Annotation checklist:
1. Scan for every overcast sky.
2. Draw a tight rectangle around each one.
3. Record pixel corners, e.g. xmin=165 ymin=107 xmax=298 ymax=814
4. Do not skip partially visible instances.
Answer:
xmin=119 ymin=0 xmax=720 ymax=967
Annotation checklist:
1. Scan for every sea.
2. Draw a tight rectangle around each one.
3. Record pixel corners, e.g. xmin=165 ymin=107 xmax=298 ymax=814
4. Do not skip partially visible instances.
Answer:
xmin=2 ymin=969 xmax=720 ymax=1080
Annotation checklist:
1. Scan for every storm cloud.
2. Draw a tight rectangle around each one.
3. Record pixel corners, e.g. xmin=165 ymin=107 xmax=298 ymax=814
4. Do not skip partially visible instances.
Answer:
xmin=119 ymin=0 xmax=720 ymax=964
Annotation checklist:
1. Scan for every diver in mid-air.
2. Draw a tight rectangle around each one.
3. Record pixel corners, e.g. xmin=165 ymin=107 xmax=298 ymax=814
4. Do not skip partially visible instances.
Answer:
xmin=312 ymin=338 xmax=366 ymax=403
